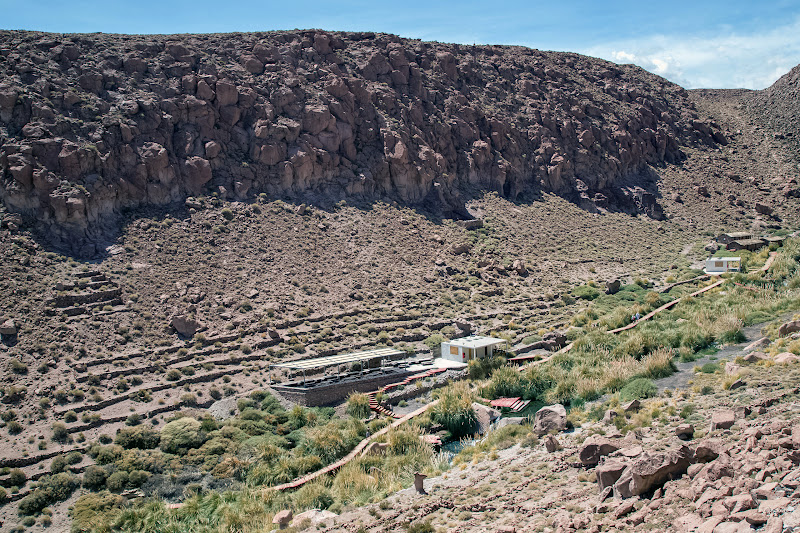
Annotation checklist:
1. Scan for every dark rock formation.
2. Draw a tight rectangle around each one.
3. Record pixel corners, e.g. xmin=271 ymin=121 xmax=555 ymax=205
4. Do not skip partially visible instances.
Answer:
xmin=0 ymin=30 xmax=723 ymax=253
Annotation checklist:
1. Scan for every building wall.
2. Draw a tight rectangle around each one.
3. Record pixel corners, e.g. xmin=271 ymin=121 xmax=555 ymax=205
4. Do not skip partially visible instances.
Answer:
xmin=271 ymin=370 xmax=416 ymax=406
xmin=440 ymin=342 xmax=493 ymax=363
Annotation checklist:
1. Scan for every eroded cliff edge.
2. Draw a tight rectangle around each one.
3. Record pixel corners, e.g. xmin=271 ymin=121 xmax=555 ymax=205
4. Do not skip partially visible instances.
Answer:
xmin=0 ymin=30 xmax=724 ymax=253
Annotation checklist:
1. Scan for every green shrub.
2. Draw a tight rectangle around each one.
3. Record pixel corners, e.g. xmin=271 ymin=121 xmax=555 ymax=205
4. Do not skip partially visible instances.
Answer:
xmin=17 ymin=473 xmax=79 ymax=515
xmin=680 ymin=404 xmax=696 ymax=419
xmin=700 ymin=362 xmax=719 ymax=374
xmin=431 ymin=382 xmax=476 ymax=438
xmin=294 ymin=481 xmax=334 ymax=510
xmin=573 ymin=285 xmax=600 ymax=301
xmin=345 ymin=392 xmax=372 ymax=419
xmin=115 ymin=426 xmax=160 ymax=449
xmin=467 ymin=355 xmax=506 ymax=380
xmin=2 ymin=468 xmax=26 ymax=488
xmin=71 ymin=492 xmax=124 ymax=533
xmin=82 ymin=465 xmax=108 ymax=490
xmin=9 ymin=358 xmax=27 ymax=374
xmin=128 ymin=470 xmax=150 ymax=487
xmin=106 ymin=471 xmax=129 ymax=492
xmin=159 ymin=417 xmax=205 ymax=455
xmin=406 ymin=521 xmax=434 ymax=533
xmin=52 ymin=422 xmax=69 ymax=442
xmin=50 ymin=455 xmax=69 ymax=474
xmin=619 ymin=378 xmax=658 ymax=402
xmin=303 ymin=418 xmax=366 ymax=464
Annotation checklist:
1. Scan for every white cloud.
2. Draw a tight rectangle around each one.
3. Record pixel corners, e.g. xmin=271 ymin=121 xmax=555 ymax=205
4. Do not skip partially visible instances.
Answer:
xmin=583 ymin=17 xmax=800 ymax=89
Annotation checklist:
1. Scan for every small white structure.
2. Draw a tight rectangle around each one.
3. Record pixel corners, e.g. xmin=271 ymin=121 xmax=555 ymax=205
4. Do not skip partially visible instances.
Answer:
xmin=441 ymin=335 xmax=506 ymax=364
xmin=705 ymin=256 xmax=741 ymax=274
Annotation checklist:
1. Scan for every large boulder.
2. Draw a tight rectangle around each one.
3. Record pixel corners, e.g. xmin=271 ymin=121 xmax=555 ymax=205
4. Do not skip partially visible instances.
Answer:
xmin=596 ymin=460 xmax=628 ymax=492
xmin=0 ymin=319 xmax=18 ymax=335
xmin=533 ymin=404 xmax=567 ymax=436
xmin=778 ymin=320 xmax=800 ymax=337
xmin=710 ymin=410 xmax=736 ymax=431
xmin=605 ymin=280 xmax=621 ymax=295
xmin=541 ymin=331 xmax=567 ymax=351
xmin=171 ymin=314 xmax=203 ymax=337
xmin=579 ymin=435 xmax=620 ymax=466
xmin=613 ymin=446 xmax=692 ymax=498
xmin=693 ymin=438 xmax=725 ymax=463
xmin=775 ymin=352 xmax=800 ymax=364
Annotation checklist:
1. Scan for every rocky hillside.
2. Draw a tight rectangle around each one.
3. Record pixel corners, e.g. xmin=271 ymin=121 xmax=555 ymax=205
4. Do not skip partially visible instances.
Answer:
xmin=0 ymin=30 xmax=724 ymax=254
xmin=746 ymin=64 xmax=800 ymax=161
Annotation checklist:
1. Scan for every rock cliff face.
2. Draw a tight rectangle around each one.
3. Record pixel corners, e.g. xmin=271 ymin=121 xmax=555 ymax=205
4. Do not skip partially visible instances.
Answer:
xmin=0 ymin=30 xmax=723 ymax=253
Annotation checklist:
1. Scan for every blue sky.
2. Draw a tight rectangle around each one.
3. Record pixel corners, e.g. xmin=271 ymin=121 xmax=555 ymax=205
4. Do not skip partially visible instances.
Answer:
xmin=3 ymin=0 xmax=799 ymax=89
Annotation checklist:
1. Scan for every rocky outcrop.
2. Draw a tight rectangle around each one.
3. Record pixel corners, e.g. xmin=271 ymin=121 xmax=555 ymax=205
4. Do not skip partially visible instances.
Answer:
xmin=0 ymin=30 xmax=723 ymax=254
xmin=171 ymin=314 xmax=203 ymax=337
xmin=533 ymin=403 xmax=567 ymax=435
xmin=613 ymin=445 xmax=692 ymax=498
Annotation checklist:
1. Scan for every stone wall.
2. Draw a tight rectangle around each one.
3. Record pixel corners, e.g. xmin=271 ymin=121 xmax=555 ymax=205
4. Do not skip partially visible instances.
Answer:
xmin=272 ymin=369 xmax=416 ymax=406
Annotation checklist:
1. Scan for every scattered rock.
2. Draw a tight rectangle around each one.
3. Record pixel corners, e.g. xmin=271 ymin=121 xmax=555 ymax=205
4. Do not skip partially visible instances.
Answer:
xmin=606 ymin=280 xmax=621 ymax=294
xmin=774 ymin=352 xmax=800 ymax=364
xmin=755 ymin=203 xmax=774 ymax=215
xmin=614 ymin=499 xmax=636 ymax=518
xmin=743 ymin=351 xmax=768 ymax=363
xmin=544 ymin=435 xmax=561 ymax=453
xmin=675 ymin=424 xmax=695 ymax=440
xmin=273 ymin=509 xmax=293 ymax=529
xmin=710 ymin=410 xmax=736 ymax=431
xmin=622 ymin=399 xmax=641 ymax=413
xmin=579 ymin=435 xmax=620 ymax=466
xmin=451 ymin=242 xmax=472 ymax=255
xmin=541 ymin=330 xmax=567 ymax=351
xmin=728 ymin=379 xmax=746 ymax=390
xmin=724 ymin=362 xmax=741 ymax=375
xmin=602 ymin=409 xmax=619 ymax=424
xmin=291 ymin=509 xmax=338 ymax=528
xmin=596 ymin=460 xmax=628 ymax=492
xmin=778 ymin=320 xmax=800 ymax=336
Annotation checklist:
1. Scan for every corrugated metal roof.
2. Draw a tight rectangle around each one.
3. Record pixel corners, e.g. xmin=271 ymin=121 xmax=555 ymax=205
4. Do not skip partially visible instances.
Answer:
xmin=272 ymin=347 xmax=404 ymax=370
xmin=447 ymin=335 xmax=506 ymax=349
xmin=490 ymin=397 xmax=521 ymax=408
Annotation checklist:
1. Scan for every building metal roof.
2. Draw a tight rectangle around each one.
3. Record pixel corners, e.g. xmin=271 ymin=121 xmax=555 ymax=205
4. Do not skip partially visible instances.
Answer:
xmin=271 ymin=347 xmax=404 ymax=370
xmin=490 ymin=397 xmax=531 ymax=412
xmin=730 ymin=238 xmax=766 ymax=245
xmin=447 ymin=335 xmax=506 ymax=349
xmin=707 ymin=257 xmax=741 ymax=262
xmin=723 ymin=232 xmax=753 ymax=238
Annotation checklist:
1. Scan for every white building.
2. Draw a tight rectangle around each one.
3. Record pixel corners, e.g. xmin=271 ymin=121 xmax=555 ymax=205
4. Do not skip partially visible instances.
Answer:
xmin=441 ymin=335 xmax=506 ymax=364
xmin=704 ymin=257 xmax=741 ymax=274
